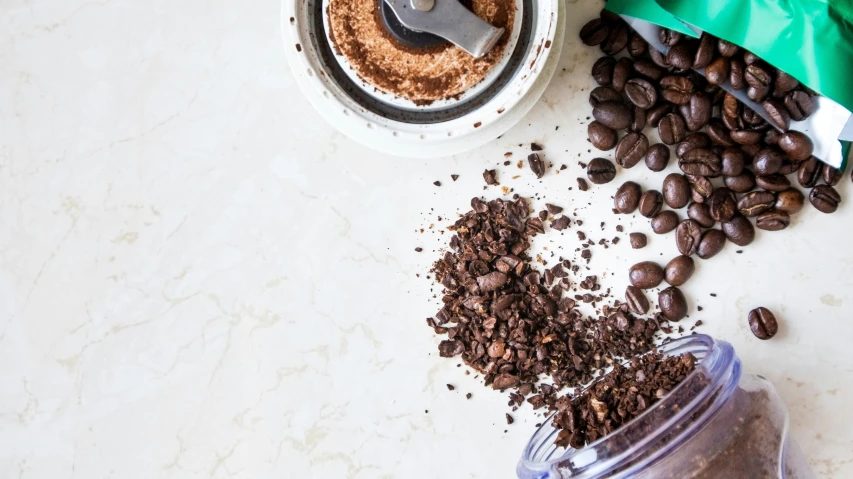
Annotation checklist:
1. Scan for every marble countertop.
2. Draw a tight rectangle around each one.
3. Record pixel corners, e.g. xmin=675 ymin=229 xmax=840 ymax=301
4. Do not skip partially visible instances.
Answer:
xmin=2 ymin=0 xmax=852 ymax=477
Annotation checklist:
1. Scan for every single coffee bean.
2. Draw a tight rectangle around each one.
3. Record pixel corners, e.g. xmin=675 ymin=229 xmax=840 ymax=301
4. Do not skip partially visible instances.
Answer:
xmin=659 ymin=287 xmax=688 ymax=321
xmin=592 ymin=56 xmax=616 ymax=86
xmin=748 ymin=307 xmax=778 ymax=340
xmin=741 ymin=143 xmax=761 ymax=160
xmin=775 ymin=188 xmax=805 ymax=214
xmin=612 ymin=57 xmax=633 ymax=92
xmin=742 ymin=107 xmax=766 ymax=127
xmin=679 ymin=149 xmax=722 ymax=177
xmin=756 ymin=210 xmax=791 ymax=231
xmin=579 ymin=18 xmax=610 ymax=46
xmin=717 ymin=39 xmax=740 ymax=57
xmin=725 ymin=170 xmax=757 ymax=193
xmin=651 ymin=211 xmax=679 ymax=234
xmin=676 ymin=133 xmax=710 ymax=159
xmin=739 ymin=191 xmax=777 ymax=217
xmin=708 ymin=188 xmax=737 ymax=222
xmin=631 ymin=106 xmax=648 ymax=132
xmin=729 ymin=58 xmax=746 ymax=90
xmin=721 ymin=214 xmax=755 ymax=246
xmin=743 ymin=51 xmax=760 ymax=65
xmin=785 ymin=91 xmax=815 ymax=121
xmin=752 ymin=148 xmax=784 ymax=175
xmin=687 ymin=202 xmax=715 ymax=227
xmin=756 ymin=174 xmax=791 ymax=192
xmin=625 ymin=78 xmax=657 ymax=109
xmin=625 ymin=285 xmax=650 ymax=315
xmin=639 ymin=190 xmax=664 ymax=218
xmin=706 ymin=119 xmax=735 ymax=147
xmin=665 ymin=255 xmax=695 ymax=286
xmin=647 ymin=103 xmax=673 ymax=127
xmin=694 ymin=34 xmax=716 ymax=69
xmin=809 ymin=185 xmax=841 ymax=213
xmin=680 ymin=92 xmax=712 ymax=131
xmin=588 ymin=121 xmax=617 ymax=151
xmin=778 ymin=131 xmax=813 ymax=161
xmin=660 ymin=76 xmax=694 ymax=105
xmin=675 ymin=219 xmax=703 ymax=256
xmin=720 ymin=148 xmax=746 ymax=176
xmin=729 ymin=130 xmax=763 ymax=145
xmin=773 ymin=71 xmax=800 ymax=96
xmin=587 ymin=158 xmax=617 ymax=184
xmin=633 ymin=59 xmax=664 ymax=81
xmin=659 ymin=28 xmax=683 ymax=47
xmin=705 ymin=57 xmax=730 ymax=86
xmin=630 ymin=232 xmax=648 ymax=249
xmin=687 ymin=175 xmax=713 ymax=204
xmin=797 ymin=156 xmax=821 ymax=188
xmin=593 ymin=101 xmax=633 ymax=130
xmin=589 ymin=86 xmax=621 ymax=107
xmin=628 ymin=32 xmax=648 ymax=57
xmin=778 ymin=158 xmax=803 ymax=175
xmin=697 ymin=229 xmax=726 ymax=259
xmin=723 ymin=93 xmax=741 ymax=119
xmin=615 ymin=132 xmax=649 ymax=169
xmin=601 ymin=22 xmax=629 ymax=55
xmin=822 ymin=164 xmax=843 ymax=186
xmin=659 ymin=113 xmax=687 ymax=145
xmin=722 ymin=111 xmax=742 ymax=131
xmin=667 ymin=42 xmax=696 ymax=70
xmin=614 ymin=181 xmax=642 ymax=214
xmin=763 ymin=99 xmax=791 ymax=130
xmin=629 ymin=261 xmax=664 ymax=289
xmin=744 ymin=63 xmax=772 ymax=91
xmin=663 ymin=173 xmax=691 ymax=209
xmin=747 ymin=85 xmax=769 ymax=102
xmin=645 ymin=143 xmax=671 ymax=172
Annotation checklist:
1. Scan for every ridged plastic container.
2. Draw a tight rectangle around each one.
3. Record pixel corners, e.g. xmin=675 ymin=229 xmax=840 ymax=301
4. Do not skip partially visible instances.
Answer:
xmin=517 ymin=334 xmax=814 ymax=478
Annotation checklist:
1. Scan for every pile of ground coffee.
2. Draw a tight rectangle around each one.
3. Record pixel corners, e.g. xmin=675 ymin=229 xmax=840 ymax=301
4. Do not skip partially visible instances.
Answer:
xmin=327 ymin=0 xmax=514 ymax=103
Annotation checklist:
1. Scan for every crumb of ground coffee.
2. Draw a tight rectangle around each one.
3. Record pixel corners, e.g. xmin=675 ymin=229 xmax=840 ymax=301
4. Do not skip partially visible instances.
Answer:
xmin=451 ymin=174 xmax=459 ymax=181
xmin=447 ymin=384 xmax=455 ymax=391
xmin=434 ymin=181 xmax=441 ymax=187
xmin=415 ymin=247 xmax=423 ymax=252
xmin=483 ymin=169 xmax=499 ymax=186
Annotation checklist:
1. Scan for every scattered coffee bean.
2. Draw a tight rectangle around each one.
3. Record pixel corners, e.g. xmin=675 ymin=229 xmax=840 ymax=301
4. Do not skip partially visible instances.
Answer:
xmin=645 ymin=143 xmax=671 ymax=171
xmin=681 ymin=92 xmax=713 ymax=132
xmin=677 ymin=132 xmax=710 ymax=159
xmin=785 ymin=91 xmax=815 ymax=121
xmin=717 ymin=39 xmax=739 ymax=57
xmin=708 ymin=188 xmax=737 ymax=222
xmin=612 ymin=57 xmax=633 ymax=92
xmin=629 ymin=261 xmax=664 ymax=289
xmin=667 ymin=42 xmax=696 ymax=70
xmin=638 ymin=190 xmax=664 ymax=218
xmin=725 ymin=170 xmax=757 ymax=193
xmin=615 ymin=132 xmax=649 ymax=168
xmin=665 ymin=255 xmax=695 ymax=286
xmin=756 ymin=174 xmax=791 ymax=192
xmin=593 ymin=101 xmax=633 ymax=130
xmin=631 ymin=106 xmax=648 ymax=132
xmin=705 ymin=119 xmax=735 ymax=147
xmin=675 ymin=219 xmax=703 ymax=256
xmin=809 ymin=185 xmax=841 ymax=213
xmin=625 ymin=285 xmax=650 ymax=314
xmin=528 ymin=153 xmax=545 ymax=178
xmin=687 ymin=175 xmax=713 ymax=203
xmin=634 ymin=59 xmax=665 ymax=81
xmin=752 ymin=148 xmax=783 ymax=175
xmin=589 ymin=86 xmax=622 ymax=107
xmin=660 ymin=76 xmax=694 ymax=105
xmin=774 ymin=188 xmax=805 ymax=215
xmin=659 ymin=287 xmax=688 ymax=321
xmin=615 ymin=181 xmax=642 ymax=214
xmin=601 ymin=22 xmax=629 ymax=55
xmin=647 ymin=103 xmax=672 ymax=127
xmin=628 ymin=32 xmax=648 ymax=57
xmin=720 ymin=148 xmax=746 ymax=176
xmin=587 ymin=158 xmax=617 ymax=184
xmin=694 ymin=34 xmax=715 ymax=69
xmin=680 ymin=149 xmax=722 ymax=177
xmin=630 ymin=232 xmax=648 ymax=249
xmin=762 ymin=99 xmax=790 ymax=130
xmin=739 ymin=191 xmax=777 ymax=217
xmin=663 ymin=173 xmax=691 ymax=209
xmin=592 ymin=56 xmax=616 ymax=86
xmin=748 ymin=307 xmax=778 ymax=340
xmin=729 ymin=58 xmax=746 ymax=90
xmin=651 ymin=211 xmax=679 ymax=234
xmin=705 ymin=57 xmax=730 ymax=86
xmin=659 ymin=113 xmax=687 ymax=145
xmin=579 ymin=18 xmax=610 ymax=46
xmin=721 ymin=214 xmax=755 ymax=246
xmin=659 ymin=28 xmax=683 ymax=46
xmin=755 ymin=210 xmax=791 ymax=231
xmin=588 ymin=121 xmax=617 ymax=151
xmin=625 ymin=78 xmax=658 ymax=109
xmin=778 ymin=131 xmax=814 ymax=161
xmin=797 ymin=156 xmax=821 ymax=188
xmin=697 ymin=229 xmax=727 ymax=259
xmin=822 ymin=164 xmax=843 ymax=186
xmin=687 ymin=202 xmax=715 ymax=228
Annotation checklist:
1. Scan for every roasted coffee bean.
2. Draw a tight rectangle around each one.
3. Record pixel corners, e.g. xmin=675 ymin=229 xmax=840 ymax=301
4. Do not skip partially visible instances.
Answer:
xmin=659 ymin=113 xmax=687 ymax=145
xmin=629 ymin=261 xmax=664 ymax=289
xmin=747 ymin=85 xmax=769 ymax=102
xmin=679 ymin=149 xmax=722 ymax=177
xmin=639 ymin=190 xmax=664 ymax=218
xmin=633 ymin=59 xmax=664 ymax=81
xmin=709 ymin=188 xmax=737 ymax=222
xmin=720 ymin=148 xmax=746 ymax=176
xmin=725 ymin=170 xmax=757 ymax=193
xmin=694 ymin=34 xmax=716 ymax=69
xmin=659 ymin=76 xmax=694 ymax=106
xmin=763 ymin=99 xmax=790 ymax=130
xmin=625 ymin=78 xmax=657 ymax=109
xmin=738 ymin=190 xmax=776 ymax=217
xmin=785 ymin=91 xmax=815 ymax=121
xmin=687 ymin=175 xmax=713 ymax=204
xmin=741 ymin=143 xmax=761 ymax=160
xmin=697 ymin=229 xmax=726 ymax=259
xmin=601 ymin=22 xmax=629 ymax=55
xmin=675 ymin=219 xmax=703 ymax=256
xmin=528 ymin=153 xmax=545 ymax=178
xmin=681 ymin=93 xmax=712 ymax=131
xmin=809 ymin=185 xmax=841 ymax=213
xmin=778 ymin=158 xmax=803 ymax=175
xmin=797 ymin=157 xmax=821 ymax=188
xmin=659 ymin=28 xmax=683 ymax=47
xmin=625 ymin=286 xmax=650 ymax=315
xmin=774 ymin=71 xmax=799 ymax=96
xmin=756 ymin=174 xmax=791 ymax=192
xmin=717 ymin=39 xmax=739 ymax=57
xmin=705 ymin=57 xmax=730 ymax=86
xmin=628 ymin=106 xmax=647 ymax=132
xmin=753 ymin=148 xmax=784 ymax=175
xmin=612 ymin=58 xmax=633 ymax=92
xmin=775 ymin=188 xmax=805 ymax=214
xmin=593 ymin=101 xmax=633 ymax=130
xmin=721 ymin=214 xmax=755 ymax=246
xmin=677 ymin=132 xmax=711 ymax=159
xmin=756 ymin=210 xmax=791 ymax=230
xmin=630 ymin=232 xmax=648 ymax=249
xmin=663 ymin=173 xmax=691 ymax=209
xmin=744 ymin=63 xmax=772 ymax=92
xmin=580 ymin=18 xmax=610 ymax=46
xmin=651 ymin=211 xmax=679 ymax=234
xmin=748 ymin=307 xmax=778 ymax=340
xmin=587 ymin=158 xmax=617 ymax=184
xmin=645 ymin=143 xmax=671 ymax=172
xmin=729 ymin=130 xmax=763 ymax=145
xmin=743 ymin=51 xmax=760 ymax=65
xmin=615 ymin=132 xmax=649 ymax=168
xmin=706 ymin=119 xmax=735 ymax=147
xmin=592 ymin=56 xmax=616 ymax=86
xmin=822 ymin=164 xmax=843 ymax=186
xmin=687 ymin=202 xmax=715 ymax=228
xmin=647 ymin=103 xmax=673 ymax=127
xmin=589 ymin=86 xmax=622 ymax=107
xmin=628 ymin=32 xmax=648 ymax=57
xmin=665 ymin=255 xmax=695 ymax=286
xmin=659 ymin=287 xmax=688 ymax=321
xmin=649 ymin=46 xmax=671 ymax=68
xmin=722 ymin=110 xmax=742 ymax=131
xmin=723 ymin=93 xmax=740 ymax=119
xmin=614 ymin=181 xmax=642 ymax=214
xmin=729 ymin=58 xmax=746 ymax=90
xmin=588 ymin=121 xmax=617 ymax=151
xmin=667 ymin=42 xmax=696 ymax=70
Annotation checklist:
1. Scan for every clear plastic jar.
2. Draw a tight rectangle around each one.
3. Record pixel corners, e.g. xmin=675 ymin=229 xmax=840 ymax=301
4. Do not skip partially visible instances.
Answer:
xmin=517 ymin=334 xmax=814 ymax=478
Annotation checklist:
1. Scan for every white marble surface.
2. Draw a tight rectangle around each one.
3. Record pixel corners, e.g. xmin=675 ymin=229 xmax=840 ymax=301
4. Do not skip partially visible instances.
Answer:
xmin=1 ymin=0 xmax=852 ymax=477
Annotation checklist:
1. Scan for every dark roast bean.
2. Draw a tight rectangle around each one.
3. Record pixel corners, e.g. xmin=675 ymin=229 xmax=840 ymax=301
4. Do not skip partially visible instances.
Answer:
xmin=747 ymin=85 xmax=769 ymax=102
xmin=601 ymin=22 xmax=629 ymax=55
xmin=694 ymin=34 xmax=716 ymax=69
xmin=580 ymin=18 xmax=610 ymax=46
xmin=647 ymin=104 xmax=673 ymax=127
xmin=763 ymin=99 xmax=791 ymax=130
xmin=743 ymin=51 xmax=760 ymax=65
xmin=729 ymin=58 xmax=746 ymax=90
xmin=639 ymin=190 xmax=664 ymax=218
xmin=722 ymin=110 xmax=742 ymax=131
xmin=625 ymin=78 xmax=657 ymax=109
xmin=628 ymin=32 xmax=648 ymax=57
xmin=677 ymin=133 xmax=711 ymax=159
xmin=649 ymin=47 xmax=671 ymax=68
xmin=756 ymin=210 xmax=791 ymax=231
xmin=721 ymin=214 xmax=755 ymax=246
xmin=753 ymin=148 xmax=784 ymax=175
xmin=681 ymin=93 xmax=712 ymax=131
xmin=823 ymin=163 xmax=843 ymax=186
xmin=706 ymin=119 xmax=735 ymax=147
xmin=729 ymin=130 xmax=763 ymax=145
xmin=645 ymin=143 xmax=671 ymax=172
xmin=659 ymin=28 xmax=683 ymax=47
xmin=679 ymin=149 xmax=722 ymax=177
xmin=717 ymin=39 xmax=739 ymax=57
xmin=663 ymin=173 xmax=691 ymax=209
xmin=614 ymin=181 xmax=642 ymax=214
xmin=589 ymin=86 xmax=622 ymax=107
xmin=665 ymin=255 xmax=695 ymax=286
xmin=631 ymin=106 xmax=648 ymax=132
xmin=739 ymin=190 xmax=776 ymax=217
xmin=615 ymin=132 xmax=649 ymax=169
xmin=633 ymin=59 xmax=665 ymax=81
xmin=625 ymin=285 xmax=650 ymax=314
xmin=687 ymin=175 xmax=713 ymax=204
xmin=687 ymin=202 xmax=715 ymax=228
xmin=697 ymin=229 xmax=726 ymax=259
xmin=659 ymin=113 xmax=687 ymax=145
xmin=629 ymin=261 xmax=664 ymax=289
xmin=675 ymin=219 xmax=703 ymax=256
xmin=756 ymin=174 xmax=791 ymax=192
xmin=651 ymin=211 xmax=680 ymax=234
xmin=630 ymin=232 xmax=648 ymax=249
xmin=774 ymin=71 xmax=799 ymax=96
xmin=721 ymin=148 xmax=746 ymax=176
xmin=778 ymin=158 xmax=803 ymax=175
xmin=797 ymin=157 xmax=821 ymax=188
xmin=667 ymin=42 xmax=696 ymax=70
xmin=588 ymin=121 xmax=617 ymax=151
xmin=592 ymin=56 xmax=616 ymax=86
xmin=587 ymin=158 xmax=617 ymax=184
xmin=748 ymin=307 xmax=778 ymax=340
xmin=593 ymin=101 xmax=633 ymax=130
xmin=660 ymin=76 xmax=694 ymax=105
xmin=612 ymin=57 xmax=633 ymax=92
xmin=708 ymin=188 xmax=737 ymax=222
xmin=742 ymin=107 xmax=767 ymax=128
xmin=809 ymin=185 xmax=841 ymax=213
xmin=659 ymin=287 xmax=688 ymax=321
xmin=785 ymin=91 xmax=815 ymax=121
xmin=705 ymin=57 xmax=730 ymax=86
xmin=723 ymin=94 xmax=741 ymax=119
xmin=725 ymin=170 xmax=757 ymax=193
xmin=744 ymin=63 xmax=772 ymax=91
xmin=775 ymin=188 xmax=805 ymax=214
